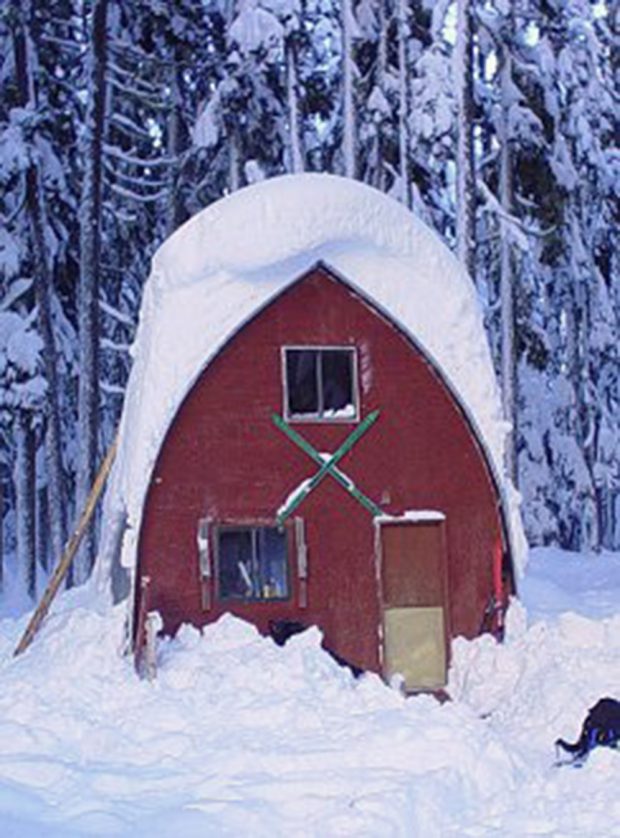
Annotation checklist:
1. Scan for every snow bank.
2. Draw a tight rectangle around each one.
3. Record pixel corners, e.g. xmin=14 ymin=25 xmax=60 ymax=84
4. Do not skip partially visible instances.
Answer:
xmin=0 ymin=547 xmax=617 ymax=835
xmin=0 ymin=601 xmax=511 ymax=836
xmin=519 ymin=546 xmax=620 ymax=623
xmin=100 ymin=174 xmax=526 ymax=582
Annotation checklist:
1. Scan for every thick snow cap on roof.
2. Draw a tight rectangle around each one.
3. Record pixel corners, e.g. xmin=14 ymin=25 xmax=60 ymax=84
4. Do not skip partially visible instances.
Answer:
xmin=100 ymin=173 xmax=526 ymax=583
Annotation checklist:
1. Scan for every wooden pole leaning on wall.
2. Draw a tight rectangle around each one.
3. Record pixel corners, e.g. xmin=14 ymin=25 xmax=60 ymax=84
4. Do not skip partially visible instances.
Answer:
xmin=13 ymin=434 xmax=119 ymax=657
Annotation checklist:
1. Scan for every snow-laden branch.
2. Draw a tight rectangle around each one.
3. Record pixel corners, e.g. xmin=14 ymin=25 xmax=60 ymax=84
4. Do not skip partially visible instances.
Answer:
xmin=103 ymin=159 xmax=170 ymax=190
xmin=0 ymin=278 xmax=34 ymax=311
xmin=106 ymin=76 xmax=166 ymax=109
xmin=40 ymin=68 xmax=86 ymax=109
xmin=99 ymin=299 xmax=134 ymax=328
xmin=515 ymin=193 xmax=539 ymax=212
xmin=39 ymin=33 xmax=86 ymax=54
xmin=479 ymin=180 xmax=555 ymax=240
xmin=102 ymin=203 xmax=138 ymax=224
xmin=108 ymin=61 xmax=161 ymax=96
xmin=100 ymin=381 xmax=126 ymax=396
xmin=44 ymin=14 xmax=80 ymax=29
xmin=100 ymin=261 xmax=140 ymax=285
xmin=478 ymin=148 xmax=499 ymax=171
xmin=101 ymin=337 xmax=132 ymax=353
xmin=103 ymin=143 xmax=175 ymax=167
xmin=109 ymin=36 xmax=204 ymax=71
xmin=110 ymin=112 xmax=152 ymax=141
xmin=1 ymin=176 xmax=27 ymax=227
xmin=109 ymin=38 xmax=177 ymax=68
xmin=110 ymin=183 xmax=168 ymax=204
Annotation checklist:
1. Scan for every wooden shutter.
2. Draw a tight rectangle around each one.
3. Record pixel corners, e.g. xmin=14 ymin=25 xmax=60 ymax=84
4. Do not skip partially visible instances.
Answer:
xmin=294 ymin=517 xmax=308 ymax=608
xmin=197 ymin=518 xmax=211 ymax=610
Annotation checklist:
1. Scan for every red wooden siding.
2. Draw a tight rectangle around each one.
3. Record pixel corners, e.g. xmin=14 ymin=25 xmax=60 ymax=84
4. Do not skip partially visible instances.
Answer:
xmin=135 ymin=266 xmax=506 ymax=673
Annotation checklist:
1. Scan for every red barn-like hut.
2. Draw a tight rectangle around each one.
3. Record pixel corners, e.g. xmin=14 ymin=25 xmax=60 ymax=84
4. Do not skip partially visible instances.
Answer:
xmin=104 ymin=175 xmax=522 ymax=691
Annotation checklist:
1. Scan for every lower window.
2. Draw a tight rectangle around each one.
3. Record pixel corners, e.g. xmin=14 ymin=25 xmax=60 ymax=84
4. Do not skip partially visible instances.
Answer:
xmin=217 ymin=525 xmax=290 ymax=601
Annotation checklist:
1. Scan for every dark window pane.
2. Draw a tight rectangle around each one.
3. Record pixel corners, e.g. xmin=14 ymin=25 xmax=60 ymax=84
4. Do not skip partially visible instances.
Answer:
xmin=322 ymin=350 xmax=354 ymax=415
xmin=256 ymin=528 xmax=289 ymax=598
xmin=287 ymin=350 xmax=318 ymax=415
xmin=219 ymin=530 xmax=254 ymax=599
xmin=218 ymin=527 xmax=290 ymax=601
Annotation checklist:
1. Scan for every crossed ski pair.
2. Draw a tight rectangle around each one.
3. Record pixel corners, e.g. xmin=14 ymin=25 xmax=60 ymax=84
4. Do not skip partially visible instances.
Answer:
xmin=273 ymin=410 xmax=382 ymax=526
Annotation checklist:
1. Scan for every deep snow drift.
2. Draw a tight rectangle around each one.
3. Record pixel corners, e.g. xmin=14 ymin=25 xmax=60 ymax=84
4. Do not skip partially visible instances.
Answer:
xmin=0 ymin=547 xmax=618 ymax=837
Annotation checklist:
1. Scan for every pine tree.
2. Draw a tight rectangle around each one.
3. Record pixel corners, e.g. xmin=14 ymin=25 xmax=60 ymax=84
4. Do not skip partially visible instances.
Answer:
xmin=341 ymin=0 xmax=358 ymax=177
xmin=71 ymin=0 xmax=109 ymax=583
xmin=1 ymin=0 xmax=79 ymax=593
xmin=454 ymin=0 xmax=476 ymax=277
xmin=13 ymin=0 xmax=70 ymax=570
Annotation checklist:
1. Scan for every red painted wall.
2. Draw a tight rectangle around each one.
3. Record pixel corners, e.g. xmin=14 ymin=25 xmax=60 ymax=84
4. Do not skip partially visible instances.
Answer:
xmin=136 ymin=267 xmax=505 ymax=672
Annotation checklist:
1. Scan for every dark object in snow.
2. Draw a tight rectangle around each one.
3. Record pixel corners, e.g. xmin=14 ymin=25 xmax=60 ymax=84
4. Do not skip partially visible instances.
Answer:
xmin=328 ymin=650 xmax=365 ymax=679
xmin=268 ymin=619 xmax=306 ymax=647
xmin=555 ymin=697 xmax=620 ymax=764
xmin=268 ymin=619 xmax=364 ymax=678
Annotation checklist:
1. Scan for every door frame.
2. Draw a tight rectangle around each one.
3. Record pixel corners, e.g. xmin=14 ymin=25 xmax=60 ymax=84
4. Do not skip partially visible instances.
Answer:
xmin=375 ymin=514 xmax=451 ymax=691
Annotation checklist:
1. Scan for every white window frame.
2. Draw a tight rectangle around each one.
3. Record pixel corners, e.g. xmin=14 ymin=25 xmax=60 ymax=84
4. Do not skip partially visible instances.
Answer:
xmin=281 ymin=345 xmax=360 ymax=423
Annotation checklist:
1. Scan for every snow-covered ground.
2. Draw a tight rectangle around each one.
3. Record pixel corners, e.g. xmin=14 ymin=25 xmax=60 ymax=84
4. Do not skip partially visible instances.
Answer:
xmin=0 ymin=547 xmax=618 ymax=837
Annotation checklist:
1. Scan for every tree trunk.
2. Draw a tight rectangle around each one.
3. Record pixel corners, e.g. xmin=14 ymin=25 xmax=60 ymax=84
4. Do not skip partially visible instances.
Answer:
xmin=342 ymin=0 xmax=356 ymax=178
xmin=374 ymin=0 xmax=388 ymax=191
xmin=27 ymin=170 xmax=67 ymax=569
xmin=165 ymin=67 xmax=184 ymax=238
xmin=229 ymin=126 xmax=241 ymax=191
xmin=567 ymin=267 xmax=598 ymax=550
xmin=499 ymin=45 xmax=517 ymax=484
xmin=397 ymin=0 xmax=410 ymax=207
xmin=12 ymin=0 xmax=67 ymax=572
xmin=225 ymin=0 xmax=242 ymax=191
xmin=75 ymin=0 xmax=109 ymax=584
xmin=286 ymin=38 xmax=304 ymax=174
xmin=16 ymin=412 xmax=36 ymax=600
xmin=37 ymin=486 xmax=49 ymax=573
xmin=455 ymin=0 xmax=476 ymax=279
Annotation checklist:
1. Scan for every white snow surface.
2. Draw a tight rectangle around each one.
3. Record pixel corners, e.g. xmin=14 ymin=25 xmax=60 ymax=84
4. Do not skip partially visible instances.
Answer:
xmin=100 ymin=173 xmax=526 ymax=581
xmin=0 ymin=546 xmax=618 ymax=836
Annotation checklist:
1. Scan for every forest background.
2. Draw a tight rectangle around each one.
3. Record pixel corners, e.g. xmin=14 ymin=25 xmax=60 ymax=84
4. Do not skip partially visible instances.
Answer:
xmin=0 ymin=0 xmax=617 ymax=602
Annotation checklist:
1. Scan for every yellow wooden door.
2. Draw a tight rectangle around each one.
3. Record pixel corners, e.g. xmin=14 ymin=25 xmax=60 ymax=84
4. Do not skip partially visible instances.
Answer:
xmin=379 ymin=518 xmax=449 ymax=691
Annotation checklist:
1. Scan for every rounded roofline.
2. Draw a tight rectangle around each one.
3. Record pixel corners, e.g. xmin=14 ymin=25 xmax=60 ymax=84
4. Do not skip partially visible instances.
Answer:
xmin=151 ymin=173 xmax=450 ymax=293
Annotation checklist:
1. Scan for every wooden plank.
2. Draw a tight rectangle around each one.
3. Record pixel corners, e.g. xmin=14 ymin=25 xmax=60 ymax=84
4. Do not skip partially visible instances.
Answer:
xmin=13 ymin=435 xmax=118 ymax=657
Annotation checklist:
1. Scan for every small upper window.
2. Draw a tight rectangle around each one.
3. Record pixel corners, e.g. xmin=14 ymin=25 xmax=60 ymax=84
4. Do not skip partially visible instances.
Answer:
xmin=217 ymin=525 xmax=289 ymax=602
xmin=284 ymin=347 xmax=358 ymax=421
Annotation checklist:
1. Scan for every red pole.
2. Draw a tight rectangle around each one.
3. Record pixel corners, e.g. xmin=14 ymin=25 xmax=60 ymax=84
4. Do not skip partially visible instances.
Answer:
xmin=492 ymin=537 xmax=505 ymax=638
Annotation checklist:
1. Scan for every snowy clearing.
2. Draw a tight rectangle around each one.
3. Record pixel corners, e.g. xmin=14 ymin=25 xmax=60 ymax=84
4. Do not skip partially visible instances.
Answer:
xmin=0 ymin=546 xmax=618 ymax=837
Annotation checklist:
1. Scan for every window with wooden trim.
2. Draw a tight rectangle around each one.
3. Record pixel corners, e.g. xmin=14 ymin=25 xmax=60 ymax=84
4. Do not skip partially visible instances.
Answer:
xmin=216 ymin=525 xmax=290 ymax=602
xmin=283 ymin=347 xmax=358 ymax=421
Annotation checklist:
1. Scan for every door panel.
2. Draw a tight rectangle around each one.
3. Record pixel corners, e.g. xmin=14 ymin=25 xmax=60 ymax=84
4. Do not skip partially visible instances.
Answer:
xmin=384 ymin=607 xmax=446 ymax=690
xmin=381 ymin=521 xmax=445 ymax=606
xmin=379 ymin=519 xmax=448 ymax=691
